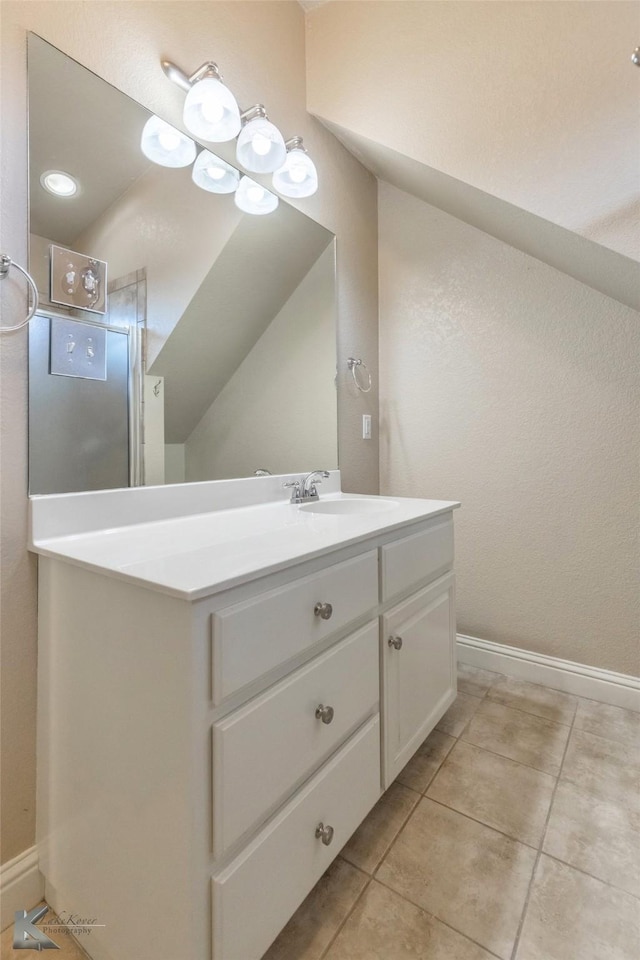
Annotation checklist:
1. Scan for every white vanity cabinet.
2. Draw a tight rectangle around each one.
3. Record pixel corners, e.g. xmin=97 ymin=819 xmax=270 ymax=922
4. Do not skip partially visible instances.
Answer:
xmin=34 ymin=499 xmax=457 ymax=960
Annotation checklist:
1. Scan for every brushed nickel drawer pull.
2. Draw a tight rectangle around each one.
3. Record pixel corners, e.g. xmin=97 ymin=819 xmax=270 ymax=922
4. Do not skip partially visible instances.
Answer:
xmin=388 ymin=635 xmax=403 ymax=650
xmin=314 ymin=602 xmax=333 ymax=620
xmin=315 ymin=822 xmax=334 ymax=846
xmin=315 ymin=704 xmax=335 ymax=724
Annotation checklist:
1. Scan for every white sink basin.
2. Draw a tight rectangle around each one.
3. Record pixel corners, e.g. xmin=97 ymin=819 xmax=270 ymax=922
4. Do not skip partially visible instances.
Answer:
xmin=299 ymin=497 xmax=399 ymax=516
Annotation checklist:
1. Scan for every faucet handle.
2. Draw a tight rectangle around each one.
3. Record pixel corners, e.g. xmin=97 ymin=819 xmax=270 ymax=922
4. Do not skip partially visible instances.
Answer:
xmin=283 ymin=479 xmax=302 ymax=503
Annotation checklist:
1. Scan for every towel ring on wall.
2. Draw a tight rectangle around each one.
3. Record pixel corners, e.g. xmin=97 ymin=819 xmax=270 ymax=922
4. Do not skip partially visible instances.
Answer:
xmin=0 ymin=254 xmax=40 ymax=332
xmin=347 ymin=357 xmax=372 ymax=393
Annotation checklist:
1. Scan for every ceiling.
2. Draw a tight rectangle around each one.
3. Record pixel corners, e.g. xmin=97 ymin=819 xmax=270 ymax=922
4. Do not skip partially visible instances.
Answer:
xmin=305 ymin=0 xmax=640 ymax=306
xmin=153 ymin=203 xmax=333 ymax=443
xmin=29 ymin=35 xmax=153 ymax=245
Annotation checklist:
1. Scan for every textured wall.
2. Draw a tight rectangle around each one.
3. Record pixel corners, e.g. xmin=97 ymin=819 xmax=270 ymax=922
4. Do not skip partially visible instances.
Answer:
xmin=0 ymin=0 xmax=378 ymax=866
xmin=307 ymin=1 xmax=640 ymax=261
xmin=379 ymin=182 xmax=640 ymax=676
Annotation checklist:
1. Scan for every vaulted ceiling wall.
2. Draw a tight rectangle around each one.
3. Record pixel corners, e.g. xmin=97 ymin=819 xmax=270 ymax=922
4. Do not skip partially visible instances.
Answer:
xmin=305 ymin=1 xmax=640 ymax=267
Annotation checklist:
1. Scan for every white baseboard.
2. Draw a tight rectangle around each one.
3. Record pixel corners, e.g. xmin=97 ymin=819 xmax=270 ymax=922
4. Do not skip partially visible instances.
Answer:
xmin=457 ymin=634 xmax=640 ymax=712
xmin=0 ymin=846 xmax=44 ymax=932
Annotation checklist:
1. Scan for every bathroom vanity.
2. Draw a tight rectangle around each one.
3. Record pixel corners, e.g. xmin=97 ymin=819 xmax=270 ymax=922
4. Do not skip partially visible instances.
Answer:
xmin=31 ymin=475 xmax=459 ymax=960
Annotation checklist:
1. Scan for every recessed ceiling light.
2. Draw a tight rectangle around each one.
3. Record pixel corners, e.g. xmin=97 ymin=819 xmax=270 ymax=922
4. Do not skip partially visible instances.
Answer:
xmin=40 ymin=170 xmax=79 ymax=197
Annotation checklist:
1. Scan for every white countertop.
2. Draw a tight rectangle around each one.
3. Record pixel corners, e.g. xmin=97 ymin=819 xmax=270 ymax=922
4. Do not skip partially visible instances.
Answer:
xmin=30 ymin=490 xmax=460 ymax=600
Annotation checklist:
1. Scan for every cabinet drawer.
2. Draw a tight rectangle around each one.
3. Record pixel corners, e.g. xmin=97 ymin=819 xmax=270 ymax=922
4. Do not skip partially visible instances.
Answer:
xmin=381 ymin=515 xmax=453 ymax=601
xmin=212 ymin=621 xmax=379 ymax=857
xmin=211 ymin=550 xmax=378 ymax=704
xmin=212 ymin=716 xmax=381 ymax=960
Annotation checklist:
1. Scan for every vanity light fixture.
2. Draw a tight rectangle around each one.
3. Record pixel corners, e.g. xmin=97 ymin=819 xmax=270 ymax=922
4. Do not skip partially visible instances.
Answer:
xmin=192 ymin=150 xmax=240 ymax=194
xmin=40 ymin=170 xmax=79 ymax=197
xmin=234 ymin=176 xmax=279 ymax=216
xmin=140 ymin=115 xmax=196 ymax=167
xmin=236 ymin=105 xmax=287 ymax=174
xmin=162 ymin=60 xmax=241 ymax=142
xmin=272 ymin=137 xmax=318 ymax=198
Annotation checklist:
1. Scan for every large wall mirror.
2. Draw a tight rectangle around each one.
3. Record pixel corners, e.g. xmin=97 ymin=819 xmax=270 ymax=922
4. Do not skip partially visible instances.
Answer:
xmin=27 ymin=35 xmax=338 ymax=495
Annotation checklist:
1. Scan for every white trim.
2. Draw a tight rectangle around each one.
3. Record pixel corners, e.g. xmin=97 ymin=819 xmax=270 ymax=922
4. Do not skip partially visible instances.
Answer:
xmin=0 ymin=846 xmax=44 ymax=932
xmin=457 ymin=634 xmax=640 ymax=712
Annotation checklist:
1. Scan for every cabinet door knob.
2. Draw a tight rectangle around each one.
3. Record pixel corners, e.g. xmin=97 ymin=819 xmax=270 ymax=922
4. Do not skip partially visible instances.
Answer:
xmin=315 ymin=703 xmax=335 ymax=724
xmin=388 ymin=635 xmax=403 ymax=650
xmin=315 ymin=822 xmax=334 ymax=846
xmin=314 ymin=601 xmax=333 ymax=620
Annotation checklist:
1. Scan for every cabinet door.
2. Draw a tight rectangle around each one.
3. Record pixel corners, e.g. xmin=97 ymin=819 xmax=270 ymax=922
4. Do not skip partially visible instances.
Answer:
xmin=382 ymin=572 xmax=456 ymax=786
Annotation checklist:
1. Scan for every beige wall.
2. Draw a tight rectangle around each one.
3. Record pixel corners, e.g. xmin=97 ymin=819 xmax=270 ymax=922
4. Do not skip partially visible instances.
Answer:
xmin=307 ymin=1 xmax=640 ymax=261
xmin=74 ymin=163 xmax=244 ymax=367
xmin=186 ymin=245 xmax=337 ymax=480
xmin=0 ymin=0 xmax=378 ymax=866
xmin=379 ymin=181 xmax=640 ymax=676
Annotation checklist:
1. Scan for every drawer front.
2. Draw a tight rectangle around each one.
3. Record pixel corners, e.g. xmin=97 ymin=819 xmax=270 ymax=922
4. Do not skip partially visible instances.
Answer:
xmin=212 ymin=716 xmax=381 ymax=960
xmin=211 ymin=550 xmax=378 ymax=704
xmin=381 ymin=515 xmax=454 ymax=601
xmin=213 ymin=621 xmax=379 ymax=857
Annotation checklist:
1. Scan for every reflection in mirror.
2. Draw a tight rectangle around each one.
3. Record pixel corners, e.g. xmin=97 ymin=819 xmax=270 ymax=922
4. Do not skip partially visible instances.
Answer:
xmin=27 ymin=35 xmax=337 ymax=495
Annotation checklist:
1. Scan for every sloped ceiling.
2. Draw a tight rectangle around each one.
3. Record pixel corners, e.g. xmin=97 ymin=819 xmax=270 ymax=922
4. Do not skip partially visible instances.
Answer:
xmin=152 ymin=202 xmax=333 ymax=443
xmin=305 ymin=1 xmax=640 ymax=303
xmin=29 ymin=35 xmax=151 ymax=245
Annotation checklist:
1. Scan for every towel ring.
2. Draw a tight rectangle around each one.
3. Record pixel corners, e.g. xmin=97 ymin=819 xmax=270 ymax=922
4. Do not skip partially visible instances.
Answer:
xmin=0 ymin=254 xmax=40 ymax=332
xmin=347 ymin=357 xmax=372 ymax=393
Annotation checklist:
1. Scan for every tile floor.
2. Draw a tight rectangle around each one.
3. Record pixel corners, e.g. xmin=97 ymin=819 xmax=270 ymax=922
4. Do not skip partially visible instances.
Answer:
xmin=2 ymin=664 xmax=638 ymax=960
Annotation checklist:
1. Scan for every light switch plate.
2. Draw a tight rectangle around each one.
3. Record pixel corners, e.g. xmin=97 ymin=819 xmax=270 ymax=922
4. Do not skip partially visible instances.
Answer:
xmin=362 ymin=414 xmax=372 ymax=440
xmin=50 ymin=317 xmax=107 ymax=380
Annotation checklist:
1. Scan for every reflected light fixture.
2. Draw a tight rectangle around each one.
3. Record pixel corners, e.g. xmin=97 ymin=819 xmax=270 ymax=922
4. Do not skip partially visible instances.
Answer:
xmin=140 ymin=115 xmax=196 ymax=167
xmin=192 ymin=150 xmax=240 ymax=194
xmin=234 ymin=176 xmax=279 ymax=216
xmin=236 ymin=106 xmax=287 ymax=173
xmin=40 ymin=170 xmax=79 ymax=197
xmin=162 ymin=60 xmax=241 ymax=142
xmin=272 ymin=137 xmax=318 ymax=198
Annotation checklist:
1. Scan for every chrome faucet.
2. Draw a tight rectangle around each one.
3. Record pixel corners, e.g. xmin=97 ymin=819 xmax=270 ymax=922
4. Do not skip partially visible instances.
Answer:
xmin=284 ymin=470 xmax=330 ymax=504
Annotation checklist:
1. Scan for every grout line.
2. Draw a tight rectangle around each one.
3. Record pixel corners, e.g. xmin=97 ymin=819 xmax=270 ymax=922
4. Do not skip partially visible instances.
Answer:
xmin=479 ymin=694 xmax=577 ymax=728
xmin=436 ymin=735 xmax=561 ymax=781
xmin=317 ymin=874 xmax=373 ymax=960
xmin=455 ymin=735 xmax=565 ymax=779
xmin=540 ymin=851 xmax=640 ymax=903
xmin=372 ymin=874 xmax=504 ymax=960
xmin=422 ymin=795 xmax=542 ymax=852
xmin=508 ymin=695 xmax=578 ymax=960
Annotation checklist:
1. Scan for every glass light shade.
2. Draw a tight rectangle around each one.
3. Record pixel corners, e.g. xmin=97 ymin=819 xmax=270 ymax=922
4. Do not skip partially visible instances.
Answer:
xmin=234 ymin=176 xmax=279 ymax=216
xmin=272 ymin=148 xmax=318 ymax=198
xmin=236 ymin=117 xmax=287 ymax=174
xmin=183 ymin=77 xmax=241 ymax=142
xmin=140 ymin=115 xmax=196 ymax=167
xmin=192 ymin=150 xmax=240 ymax=194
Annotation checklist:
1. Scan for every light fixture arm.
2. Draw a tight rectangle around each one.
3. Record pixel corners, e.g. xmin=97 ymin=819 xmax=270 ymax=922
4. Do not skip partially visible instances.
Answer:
xmin=161 ymin=59 xmax=224 ymax=92
xmin=240 ymin=104 xmax=269 ymax=124
xmin=285 ymin=136 xmax=307 ymax=153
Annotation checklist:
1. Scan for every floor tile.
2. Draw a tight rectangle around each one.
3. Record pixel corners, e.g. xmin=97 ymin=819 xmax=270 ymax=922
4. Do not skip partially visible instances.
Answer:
xmin=457 ymin=663 xmax=502 ymax=698
xmin=461 ymin=700 xmax=570 ymax=775
xmin=340 ymin=782 xmax=419 ymax=874
xmin=324 ymin=880 xmax=495 ymax=960
xmin=561 ymin=728 xmax=640 ymax=810
xmin=377 ymin=798 xmax=536 ymax=959
xmin=543 ymin=778 xmax=640 ymax=897
xmin=427 ymin=740 xmax=555 ymax=846
xmin=262 ymin=858 xmax=367 ymax=960
xmin=395 ymin=729 xmax=456 ymax=793
xmin=515 ymin=854 xmax=640 ymax=960
xmin=487 ymin=676 xmax=577 ymax=725
xmin=573 ymin=698 xmax=640 ymax=750
xmin=0 ymin=905 xmax=91 ymax=959
xmin=435 ymin=692 xmax=482 ymax=737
